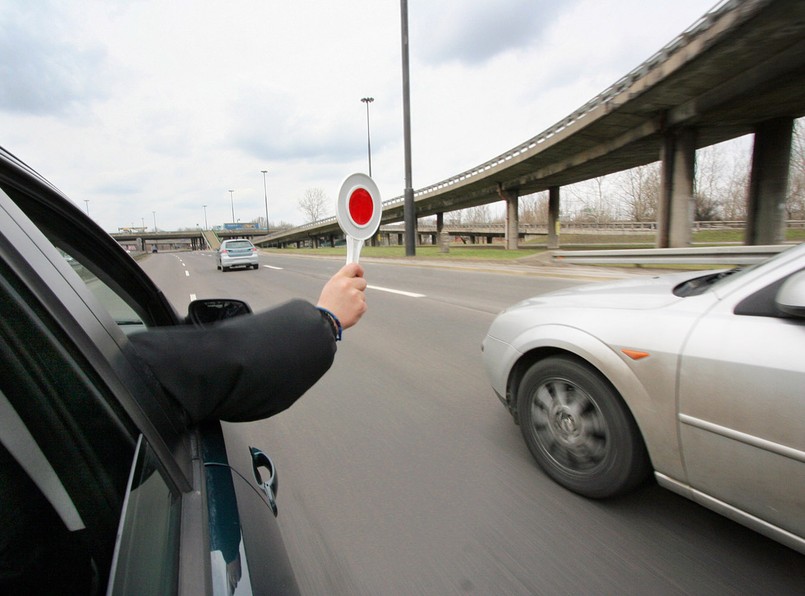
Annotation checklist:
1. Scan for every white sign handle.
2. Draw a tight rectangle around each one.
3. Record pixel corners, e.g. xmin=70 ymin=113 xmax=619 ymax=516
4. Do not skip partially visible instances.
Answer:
xmin=347 ymin=236 xmax=364 ymax=264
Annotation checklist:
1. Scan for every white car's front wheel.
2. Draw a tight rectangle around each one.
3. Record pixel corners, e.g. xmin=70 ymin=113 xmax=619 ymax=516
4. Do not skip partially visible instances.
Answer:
xmin=517 ymin=355 xmax=650 ymax=498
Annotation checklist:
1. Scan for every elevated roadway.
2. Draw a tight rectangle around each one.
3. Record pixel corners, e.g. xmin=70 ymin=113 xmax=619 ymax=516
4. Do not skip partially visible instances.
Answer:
xmin=259 ymin=0 xmax=805 ymax=250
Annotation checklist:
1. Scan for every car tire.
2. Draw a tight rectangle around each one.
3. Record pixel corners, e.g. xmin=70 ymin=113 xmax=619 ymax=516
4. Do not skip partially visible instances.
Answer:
xmin=517 ymin=355 xmax=650 ymax=499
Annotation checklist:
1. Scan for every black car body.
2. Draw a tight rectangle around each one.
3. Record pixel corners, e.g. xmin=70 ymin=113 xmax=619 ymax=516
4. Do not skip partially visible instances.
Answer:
xmin=0 ymin=147 xmax=298 ymax=595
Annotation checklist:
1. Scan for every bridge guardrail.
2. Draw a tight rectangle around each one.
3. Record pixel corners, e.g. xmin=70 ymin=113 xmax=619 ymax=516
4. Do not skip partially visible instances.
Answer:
xmin=551 ymin=244 xmax=791 ymax=266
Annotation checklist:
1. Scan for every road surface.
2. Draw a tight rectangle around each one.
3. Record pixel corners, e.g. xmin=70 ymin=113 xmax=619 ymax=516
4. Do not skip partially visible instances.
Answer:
xmin=139 ymin=251 xmax=804 ymax=595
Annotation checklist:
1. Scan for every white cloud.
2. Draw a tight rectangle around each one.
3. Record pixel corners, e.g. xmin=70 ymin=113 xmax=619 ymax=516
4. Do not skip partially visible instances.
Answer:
xmin=0 ymin=0 xmax=718 ymax=231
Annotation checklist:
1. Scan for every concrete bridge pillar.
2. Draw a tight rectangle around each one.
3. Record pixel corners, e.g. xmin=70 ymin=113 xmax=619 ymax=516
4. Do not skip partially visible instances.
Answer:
xmin=498 ymin=185 xmax=519 ymax=250
xmin=746 ymin=118 xmax=793 ymax=245
xmin=658 ymin=128 xmax=696 ymax=248
xmin=437 ymin=212 xmax=449 ymax=253
xmin=547 ymin=186 xmax=560 ymax=249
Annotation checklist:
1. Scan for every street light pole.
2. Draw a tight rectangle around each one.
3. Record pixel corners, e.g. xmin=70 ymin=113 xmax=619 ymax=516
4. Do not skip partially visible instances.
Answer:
xmin=261 ymin=170 xmax=269 ymax=232
xmin=400 ymin=0 xmax=415 ymax=256
xmin=203 ymin=204 xmax=208 ymax=230
xmin=361 ymin=97 xmax=374 ymax=177
xmin=152 ymin=211 xmax=157 ymax=232
xmin=228 ymin=189 xmax=235 ymax=223
xmin=84 ymin=200 xmax=90 ymax=215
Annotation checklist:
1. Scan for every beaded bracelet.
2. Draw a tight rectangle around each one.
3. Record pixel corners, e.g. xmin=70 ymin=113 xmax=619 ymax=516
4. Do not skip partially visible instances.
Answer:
xmin=316 ymin=307 xmax=342 ymax=341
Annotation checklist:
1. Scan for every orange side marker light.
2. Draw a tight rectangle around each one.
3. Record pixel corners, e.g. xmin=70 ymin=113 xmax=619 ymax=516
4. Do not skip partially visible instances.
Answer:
xmin=622 ymin=349 xmax=650 ymax=360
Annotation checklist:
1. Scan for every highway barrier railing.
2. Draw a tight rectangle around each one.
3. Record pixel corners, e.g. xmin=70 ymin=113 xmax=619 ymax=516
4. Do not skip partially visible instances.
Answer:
xmin=551 ymin=245 xmax=792 ymax=266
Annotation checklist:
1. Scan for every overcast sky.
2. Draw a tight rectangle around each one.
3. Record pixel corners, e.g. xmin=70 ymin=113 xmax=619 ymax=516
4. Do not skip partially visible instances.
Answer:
xmin=1 ymin=0 xmax=718 ymax=232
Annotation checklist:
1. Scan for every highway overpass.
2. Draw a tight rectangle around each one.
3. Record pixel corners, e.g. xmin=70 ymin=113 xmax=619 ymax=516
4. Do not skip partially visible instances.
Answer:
xmin=255 ymin=0 xmax=805 ymax=251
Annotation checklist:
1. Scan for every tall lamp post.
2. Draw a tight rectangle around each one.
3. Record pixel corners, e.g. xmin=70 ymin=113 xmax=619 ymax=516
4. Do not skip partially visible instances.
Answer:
xmin=84 ymin=200 xmax=90 ymax=215
xmin=400 ymin=0 xmax=415 ymax=256
xmin=261 ymin=170 xmax=269 ymax=232
xmin=152 ymin=211 xmax=157 ymax=232
xmin=203 ymin=204 xmax=208 ymax=229
xmin=361 ymin=97 xmax=374 ymax=177
xmin=228 ymin=189 xmax=235 ymax=223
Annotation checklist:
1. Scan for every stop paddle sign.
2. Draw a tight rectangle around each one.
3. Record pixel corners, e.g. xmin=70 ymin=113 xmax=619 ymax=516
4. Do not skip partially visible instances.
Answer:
xmin=336 ymin=173 xmax=382 ymax=264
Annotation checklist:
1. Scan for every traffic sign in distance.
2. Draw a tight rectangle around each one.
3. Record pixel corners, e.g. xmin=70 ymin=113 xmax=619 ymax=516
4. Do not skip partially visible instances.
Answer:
xmin=336 ymin=173 xmax=382 ymax=264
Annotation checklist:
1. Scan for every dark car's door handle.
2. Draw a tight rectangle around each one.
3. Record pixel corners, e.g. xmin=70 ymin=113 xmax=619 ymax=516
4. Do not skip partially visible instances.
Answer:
xmin=250 ymin=447 xmax=278 ymax=517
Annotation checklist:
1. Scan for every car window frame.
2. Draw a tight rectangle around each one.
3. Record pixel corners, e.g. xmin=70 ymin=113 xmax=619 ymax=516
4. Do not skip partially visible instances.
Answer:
xmin=0 ymin=180 xmax=192 ymax=491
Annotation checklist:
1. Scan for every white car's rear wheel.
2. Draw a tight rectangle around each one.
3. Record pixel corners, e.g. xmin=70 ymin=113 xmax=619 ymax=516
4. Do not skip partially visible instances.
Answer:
xmin=517 ymin=355 xmax=650 ymax=498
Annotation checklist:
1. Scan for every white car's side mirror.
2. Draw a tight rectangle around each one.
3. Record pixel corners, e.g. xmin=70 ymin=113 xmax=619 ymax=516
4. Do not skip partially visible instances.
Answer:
xmin=776 ymin=269 xmax=805 ymax=318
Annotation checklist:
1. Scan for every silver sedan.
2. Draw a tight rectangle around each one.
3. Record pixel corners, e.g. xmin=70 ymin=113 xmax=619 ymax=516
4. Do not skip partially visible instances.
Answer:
xmin=216 ymin=238 xmax=260 ymax=271
xmin=482 ymin=243 xmax=805 ymax=554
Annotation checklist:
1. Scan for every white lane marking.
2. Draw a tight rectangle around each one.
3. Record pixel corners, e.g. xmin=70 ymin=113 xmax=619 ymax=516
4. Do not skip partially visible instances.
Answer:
xmin=263 ymin=265 xmax=283 ymax=270
xmin=185 ymin=270 xmax=190 ymax=277
xmin=190 ymin=293 xmax=197 ymax=301
xmin=367 ymin=284 xmax=425 ymax=298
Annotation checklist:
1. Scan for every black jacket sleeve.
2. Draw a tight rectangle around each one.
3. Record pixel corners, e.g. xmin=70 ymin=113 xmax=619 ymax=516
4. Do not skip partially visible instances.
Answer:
xmin=128 ymin=299 xmax=336 ymax=423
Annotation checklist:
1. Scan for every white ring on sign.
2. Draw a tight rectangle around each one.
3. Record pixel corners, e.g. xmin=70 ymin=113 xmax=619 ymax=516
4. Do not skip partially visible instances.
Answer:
xmin=336 ymin=173 xmax=382 ymax=240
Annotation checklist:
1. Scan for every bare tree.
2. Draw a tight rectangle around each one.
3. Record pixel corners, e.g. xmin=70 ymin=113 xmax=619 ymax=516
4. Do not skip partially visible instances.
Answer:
xmin=615 ymin=163 xmax=659 ymax=221
xmin=566 ymin=176 xmax=619 ymax=223
xmin=465 ymin=204 xmax=493 ymax=224
xmin=719 ymin=149 xmax=750 ymax=221
xmin=694 ymin=144 xmax=733 ymax=221
xmin=298 ymin=187 xmax=329 ymax=223
xmin=519 ymin=191 xmax=549 ymax=225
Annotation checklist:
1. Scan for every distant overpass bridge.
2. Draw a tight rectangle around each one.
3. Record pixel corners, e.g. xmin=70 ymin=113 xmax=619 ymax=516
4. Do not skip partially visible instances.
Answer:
xmin=257 ymin=0 xmax=805 ymax=251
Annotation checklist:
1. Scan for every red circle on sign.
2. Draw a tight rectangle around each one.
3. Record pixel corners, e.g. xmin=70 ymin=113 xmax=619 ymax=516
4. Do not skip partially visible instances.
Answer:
xmin=348 ymin=188 xmax=373 ymax=226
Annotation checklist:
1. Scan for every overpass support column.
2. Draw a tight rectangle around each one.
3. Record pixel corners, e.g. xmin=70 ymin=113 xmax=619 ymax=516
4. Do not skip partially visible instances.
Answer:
xmin=746 ymin=118 xmax=793 ymax=245
xmin=499 ymin=185 xmax=519 ymax=250
xmin=437 ymin=213 xmax=449 ymax=253
xmin=547 ymin=186 xmax=560 ymax=249
xmin=658 ymin=128 xmax=696 ymax=248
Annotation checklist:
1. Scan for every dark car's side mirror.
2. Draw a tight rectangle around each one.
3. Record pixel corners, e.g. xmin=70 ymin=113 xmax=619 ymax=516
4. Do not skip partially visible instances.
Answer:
xmin=775 ymin=270 xmax=805 ymax=318
xmin=187 ymin=299 xmax=252 ymax=326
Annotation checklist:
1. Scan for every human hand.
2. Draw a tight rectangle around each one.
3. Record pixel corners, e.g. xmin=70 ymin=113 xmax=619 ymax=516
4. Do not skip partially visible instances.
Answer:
xmin=316 ymin=263 xmax=367 ymax=329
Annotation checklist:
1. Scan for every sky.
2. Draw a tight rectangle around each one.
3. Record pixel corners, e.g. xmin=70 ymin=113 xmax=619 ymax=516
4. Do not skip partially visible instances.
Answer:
xmin=1 ymin=0 xmax=719 ymax=233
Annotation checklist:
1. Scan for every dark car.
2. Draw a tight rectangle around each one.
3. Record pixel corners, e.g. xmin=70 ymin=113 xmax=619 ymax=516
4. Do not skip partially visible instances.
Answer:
xmin=0 ymin=146 xmax=299 ymax=594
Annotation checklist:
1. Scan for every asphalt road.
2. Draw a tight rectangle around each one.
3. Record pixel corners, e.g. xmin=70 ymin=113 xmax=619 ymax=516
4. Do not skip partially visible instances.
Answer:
xmin=139 ymin=251 xmax=804 ymax=595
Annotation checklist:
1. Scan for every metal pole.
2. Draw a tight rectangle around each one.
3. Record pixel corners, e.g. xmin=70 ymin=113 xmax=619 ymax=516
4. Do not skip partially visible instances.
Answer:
xmin=203 ymin=204 xmax=208 ymax=230
xmin=361 ymin=97 xmax=374 ymax=177
xmin=400 ymin=0 xmax=415 ymax=256
xmin=152 ymin=211 xmax=157 ymax=231
xmin=228 ymin=189 xmax=235 ymax=223
xmin=261 ymin=170 xmax=269 ymax=232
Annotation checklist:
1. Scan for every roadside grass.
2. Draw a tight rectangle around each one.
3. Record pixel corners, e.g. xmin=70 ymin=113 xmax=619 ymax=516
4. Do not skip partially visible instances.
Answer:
xmin=260 ymin=228 xmax=804 ymax=262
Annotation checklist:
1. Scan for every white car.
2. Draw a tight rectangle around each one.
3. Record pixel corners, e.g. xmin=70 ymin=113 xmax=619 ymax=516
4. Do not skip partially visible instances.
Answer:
xmin=482 ymin=243 xmax=805 ymax=554
xmin=216 ymin=239 xmax=259 ymax=271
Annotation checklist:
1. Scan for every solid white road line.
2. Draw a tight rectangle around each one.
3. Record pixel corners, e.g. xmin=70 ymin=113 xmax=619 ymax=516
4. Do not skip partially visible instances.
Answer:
xmin=185 ymin=270 xmax=190 ymax=276
xmin=367 ymin=284 xmax=425 ymax=298
xmin=190 ymin=293 xmax=197 ymax=301
xmin=263 ymin=265 xmax=283 ymax=270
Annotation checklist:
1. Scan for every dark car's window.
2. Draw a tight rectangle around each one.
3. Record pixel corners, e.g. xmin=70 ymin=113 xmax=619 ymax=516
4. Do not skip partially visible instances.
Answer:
xmin=108 ymin=435 xmax=181 ymax=595
xmin=0 ymin=176 xmax=178 ymax=329
xmin=0 ymin=260 xmax=136 ymax=590
xmin=60 ymin=249 xmax=147 ymax=333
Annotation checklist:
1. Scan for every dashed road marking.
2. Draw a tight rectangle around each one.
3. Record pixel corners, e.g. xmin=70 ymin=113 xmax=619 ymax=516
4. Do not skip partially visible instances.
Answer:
xmin=367 ymin=285 xmax=425 ymax=298
xmin=263 ymin=265 xmax=283 ymax=270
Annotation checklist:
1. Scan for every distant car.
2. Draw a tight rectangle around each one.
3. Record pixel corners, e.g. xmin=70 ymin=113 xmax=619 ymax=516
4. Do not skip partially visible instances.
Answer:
xmin=0 ymin=147 xmax=299 ymax=593
xmin=217 ymin=239 xmax=259 ymax=271
xmin=482 ymin=244 xmax=805 ymax=555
